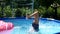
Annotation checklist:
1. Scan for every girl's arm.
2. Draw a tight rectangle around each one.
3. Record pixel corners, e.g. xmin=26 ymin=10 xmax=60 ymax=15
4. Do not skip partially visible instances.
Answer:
xmin=29 ymin=11 xmax=38 ymax=17
xmin=26 ymin=11 xmax=38 ymax=18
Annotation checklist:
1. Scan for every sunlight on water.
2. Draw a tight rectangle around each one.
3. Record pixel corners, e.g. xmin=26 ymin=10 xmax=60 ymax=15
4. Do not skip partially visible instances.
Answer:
xmin=3 ymin=18 xmax=60 ymax=34
xmin=12 ymin=26 xmax=41 ymax=34
xmin=11 ymin=24 xmax=60 ymax=34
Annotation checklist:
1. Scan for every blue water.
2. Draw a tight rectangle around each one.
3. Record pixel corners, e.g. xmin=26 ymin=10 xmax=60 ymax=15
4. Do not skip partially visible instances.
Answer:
xmin=1 ymin=18 xmax=60 ymax=34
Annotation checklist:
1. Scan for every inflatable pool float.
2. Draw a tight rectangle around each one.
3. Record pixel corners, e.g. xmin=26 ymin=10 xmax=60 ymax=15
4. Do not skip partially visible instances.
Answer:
xmin=0 ymin=20 xmax=14 ymax=34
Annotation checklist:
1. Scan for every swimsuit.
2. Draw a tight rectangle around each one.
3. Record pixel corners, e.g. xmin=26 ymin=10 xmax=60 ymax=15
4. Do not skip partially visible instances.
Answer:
xmin=32 ymin=23 xmax=39 ymax=32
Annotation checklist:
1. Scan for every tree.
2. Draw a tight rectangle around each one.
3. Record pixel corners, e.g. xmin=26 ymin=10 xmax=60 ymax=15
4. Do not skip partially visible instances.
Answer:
xmin=34 ymin=0 xmax=40 ymax=9
xmin=3 ymin=5 xmax=12 ymax=17
xmin=15 ymin=8 xmax=22 ymax=17
xmin=39 ymin=0 xmax=54 ymax=9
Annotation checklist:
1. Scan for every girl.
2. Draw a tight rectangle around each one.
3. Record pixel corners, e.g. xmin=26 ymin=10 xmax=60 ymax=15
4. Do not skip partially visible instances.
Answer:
xmin=26 ymin=9 xmax=39 ymax=32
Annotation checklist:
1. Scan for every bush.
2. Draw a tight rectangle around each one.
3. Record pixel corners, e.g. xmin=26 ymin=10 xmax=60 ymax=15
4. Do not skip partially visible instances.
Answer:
xmin=0 ymin=6 xmax=3 ymax=18
xmin=3 ymin=5 xmax=12 ymax=17
xmin=47 ymin=7 xmax=54 ymax=18
xmin=38 ymin=6 xmax=46 ymax=17
xmin=57 ymin=7 xmax=60 ymax=19
xmin=15 ymin=7 xmax=32 ymax=17
xmin=38 ymin=6 xmax=60 ymax=20
xmin=15 ymin=8 xmax=22 ymax=17
xmin=38 ymin=6 xmax=55 ymax=18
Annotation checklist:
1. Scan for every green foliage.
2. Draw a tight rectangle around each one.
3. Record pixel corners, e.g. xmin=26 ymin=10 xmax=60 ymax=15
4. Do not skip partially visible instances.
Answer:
xmin=57 ymin=7 xmax=60 ymax=19
xmin=38 ymin=6 xmax=54 ymax=18
xmin=47 ymin=7 xmax=54 ymax=18
xmin=0 ymin=0 xmax=60 ymax=20
xmin=0 ymin=6 xmax=3 ymax=17
xmin=34 ymin=0 xmax=40 ymax=9
xmin=20 ymin=7 xmax=32 ymax=17
xmin=55 ymin=0 xmax=60 ymax=4
xmin=15 ymin=7 xmax=32 ymax=17
xmin=38 ymin=6 xmax=60 ymax=19
xmin=15 ymin=8 xmax=22 ymax=17
xmin=3 ymin=5 xmax=12 ymax=17
xmin=20 ymin=8 xmax=26 ymax=17
xmin=0 ymin=6 xmax=2 ymax=11
xmin=40 ymin=0 xmax=54 ymax=6
xmin=38 ymin=6 xmax=46 ymax=17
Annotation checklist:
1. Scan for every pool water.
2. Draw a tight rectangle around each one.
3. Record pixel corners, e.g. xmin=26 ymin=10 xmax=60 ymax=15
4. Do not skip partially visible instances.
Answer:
xmin=1 ymin=18 xmax=60 ymax=34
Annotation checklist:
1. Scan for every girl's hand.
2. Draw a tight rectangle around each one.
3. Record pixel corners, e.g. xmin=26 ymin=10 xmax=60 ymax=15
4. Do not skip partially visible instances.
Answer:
xmin=26 ymin=14 xmax=30 ymax=19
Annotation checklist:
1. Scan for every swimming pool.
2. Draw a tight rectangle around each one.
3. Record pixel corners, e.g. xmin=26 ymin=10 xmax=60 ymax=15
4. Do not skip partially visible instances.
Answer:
xmin=1 ymin=18 xmax=60 ymax=34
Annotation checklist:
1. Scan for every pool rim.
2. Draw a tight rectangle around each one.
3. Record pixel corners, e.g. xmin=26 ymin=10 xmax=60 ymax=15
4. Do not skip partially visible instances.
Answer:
xmin=0 ymin=17 xmax=60 ymax=23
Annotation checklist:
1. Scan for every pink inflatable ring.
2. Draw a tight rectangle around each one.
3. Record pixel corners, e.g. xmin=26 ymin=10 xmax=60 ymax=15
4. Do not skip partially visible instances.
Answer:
xmin=0 ymin=20 xmax=14 ymax=32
